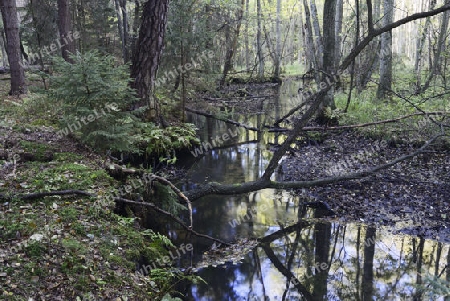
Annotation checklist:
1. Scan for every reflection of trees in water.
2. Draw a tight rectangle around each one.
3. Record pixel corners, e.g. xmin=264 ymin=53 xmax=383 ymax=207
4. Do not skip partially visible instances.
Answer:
xmin=190 ymin=254 xmax=260 ymax=300
xmin=188 ymin=209 xmax=449 ymax=300
xmin=362 ymin=226 xmax=375 ymax=300
xmin=252 ymin=213 xmax=449 ymax=300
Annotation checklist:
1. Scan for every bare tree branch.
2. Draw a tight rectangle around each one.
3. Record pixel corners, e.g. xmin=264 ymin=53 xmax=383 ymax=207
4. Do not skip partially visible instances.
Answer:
xmin=340 ymin=3 xmax=450 ymax=71
xmin=0 ymin=190 xmax=95 ymax=201
xmin=114 ymin=197 xmax=230 ymax=246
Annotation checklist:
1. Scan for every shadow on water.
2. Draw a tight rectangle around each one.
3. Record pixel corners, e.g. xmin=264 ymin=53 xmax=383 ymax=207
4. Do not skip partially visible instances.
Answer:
xmin=169 ymin=79 xmax=450 ymax=300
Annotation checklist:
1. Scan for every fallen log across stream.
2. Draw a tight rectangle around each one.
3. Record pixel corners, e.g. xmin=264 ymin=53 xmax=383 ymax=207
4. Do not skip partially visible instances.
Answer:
xmin=185 ymin=107 xmax=260 ymax=132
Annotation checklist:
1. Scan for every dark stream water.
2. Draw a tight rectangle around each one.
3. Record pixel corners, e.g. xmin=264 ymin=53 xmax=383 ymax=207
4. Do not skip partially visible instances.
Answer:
xmin=175 ymin=80 xmax=450 ymax=300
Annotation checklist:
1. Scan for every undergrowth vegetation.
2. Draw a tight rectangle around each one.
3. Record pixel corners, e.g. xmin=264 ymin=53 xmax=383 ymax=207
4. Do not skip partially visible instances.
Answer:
xmin=334 ymin=85 xmax=450 ymax=144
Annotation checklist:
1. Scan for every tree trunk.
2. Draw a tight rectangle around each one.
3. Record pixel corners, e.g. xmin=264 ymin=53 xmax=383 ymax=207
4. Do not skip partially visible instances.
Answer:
xmin=335 ymin=0 xmax=343 ymax=65
xmin=317 ymin=0 xmax=337 ymax=124
xmin=419 ymin=0 xmax=450 ymax=94
xmin=274 ymin=0 xmax=282 ymax=78
xmin=114 ymin=0 xmax=129 ymax=63
xmin=298 ymin=4 xmax=305 ymax=66
xmin=130 ymin=0 xmax=169 ymax=121
xmin=302 ymin=0 xmax=318 ymax=72
xmin=345 ymin=0 xmax=360 ymax=112
xmin=220 ymin=0 xmax=245 ymax=88
xmin=120 ymin=0 xmax=129 ymax=62
xmin=244 ymin=0 xmax=250 ymax=71
xmin=0 ymin=0 xmax=26 ymax=95
xmin=114 ymin=0 xmax=125 ymax=60
xmin=376 ymin=0 xmax=394 ymax=99
xmin=356 ymin=0 xmax=381 ymax=92
xmin=57 ymin=0 xmax=76 ymax=62
xmin=310 ymin=0 xmax=324 ymax=67
xmin=414 ymin=0 xmax=437 ymax=93
xmin=0 ymin=28 xmax=8 ymax=67
xmin=257 ymin=0 xmax=265 ymax=78
xmin=131 ymin=0 xmax=141 ymax=59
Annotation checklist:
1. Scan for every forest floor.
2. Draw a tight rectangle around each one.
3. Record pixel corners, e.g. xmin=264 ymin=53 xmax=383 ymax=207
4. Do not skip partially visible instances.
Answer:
xmin=0 ymin=90 xmax=177 ymax=299
xmin=281 ymin=130 xmax=450 ymax=243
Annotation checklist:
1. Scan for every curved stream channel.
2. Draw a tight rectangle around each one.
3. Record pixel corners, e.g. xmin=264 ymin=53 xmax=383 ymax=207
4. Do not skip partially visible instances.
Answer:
xmin=171 ymin=80 xmax=450 ymax=300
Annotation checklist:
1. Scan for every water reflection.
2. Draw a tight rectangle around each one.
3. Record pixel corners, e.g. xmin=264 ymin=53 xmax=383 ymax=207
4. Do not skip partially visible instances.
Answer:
xmin=188 ymin=221 xmax=450 ymax=300
xmin=181 ymin=80 xmax=450 ymax=300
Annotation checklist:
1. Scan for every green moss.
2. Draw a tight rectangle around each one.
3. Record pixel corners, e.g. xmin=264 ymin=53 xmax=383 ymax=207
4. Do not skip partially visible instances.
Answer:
xmin=19 ymin=161 xmax=114 ymax=191
xmin=19 ymin=140 xmax=56 ymax=162
xmin=71 ymin=222 xmax=86 ymax=236
xmin=54 ymin=152 xmax=85 ymax=162
xmin=24 ymin=241 xmax=47 ymax=258
xmin=60 ymin=207 xmax=79 ymax=223
xmin=0 ymin=213 xmax=36 ymax=240
xmin=62 ymin=238 xmax=86 ymax=253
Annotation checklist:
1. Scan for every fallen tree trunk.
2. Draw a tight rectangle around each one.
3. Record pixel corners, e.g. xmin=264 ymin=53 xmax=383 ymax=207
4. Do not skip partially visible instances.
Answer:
xmin=184 ymin=133 xmax=444 ymax=200
xmin=185 ymin=107 xmax=260 ymax=132
xmin=0 ymin=190 xmax=95 ymax=200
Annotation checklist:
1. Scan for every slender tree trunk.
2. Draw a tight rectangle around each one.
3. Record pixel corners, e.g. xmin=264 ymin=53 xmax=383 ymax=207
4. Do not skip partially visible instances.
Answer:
xmin=114 ymin=0 xmax=125 ymax=61
xmin=419 ymin=0 xmax=450 ymax=94
xmin=310 ymin=0 xmax=324 ymax=67
xmin=0 ymin=0 xmax=26 ymax=95
xmin=244 ymin=0 xmax=250 ymax=71
xmin=131 ymin=0 xmax=141 ymax=59
xmin=356 ymin=0 xmax=381 ymax=92
xmin=120 ymin=0 xmax=129 ymax=62
xmin=130 ymin=0 xmax=169 ymax=121
xmin=335 ymin=0 xmax=343 ymax=65
xmin=115 ymin=0 xmax=129 ymax=63
xmin=257 ymin=0 xmax=265 ymax=78
xmin=317 ymin=0 xmax=337 ymax=124
xmin=298 ymin=4 xmax=305 ymax=66
xmin=0 ymin=30 xmax=8 ymax=67
xmin=220 ymin=0 xmax=245 ymax=88
xmin=274 ymin=0 xmax=282 ymax=78
xmin=303 ymin=0 xmax=318 ymax=72
xmin=57 ymin=0 xmax=76 ymax=62
xmin=414 ymin=0 xmax=437 ymax=93
xmin=345 ymin=0 xmax=360 ymax=112
xmin=376 ymin=0 xmax=394 ymax=99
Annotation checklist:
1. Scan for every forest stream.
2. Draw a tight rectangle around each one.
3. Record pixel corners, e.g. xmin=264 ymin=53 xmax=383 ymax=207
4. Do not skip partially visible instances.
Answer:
xmin=169 ymin=79 xmax=450 ymax=300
